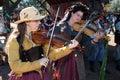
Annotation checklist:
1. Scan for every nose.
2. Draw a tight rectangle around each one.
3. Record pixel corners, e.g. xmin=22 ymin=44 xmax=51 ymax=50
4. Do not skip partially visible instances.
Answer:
xmin=79 ymin=17 xmax=82 ymax=20
xmin=79 ymin=15 xmax=83 ymax=19
xmin=77 ymin=17 xmax=82 ymax=21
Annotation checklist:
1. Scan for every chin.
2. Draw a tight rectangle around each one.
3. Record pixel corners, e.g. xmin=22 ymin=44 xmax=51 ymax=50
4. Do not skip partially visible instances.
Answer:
xmin=33 ymin=29 xmax=37 ymax=31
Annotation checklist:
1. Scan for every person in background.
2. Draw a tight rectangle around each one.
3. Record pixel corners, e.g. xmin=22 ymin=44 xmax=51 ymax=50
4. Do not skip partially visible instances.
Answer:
xmin=113 ymin=15 xmax=120 ymax=71
xmin=0 ymin=14 xmax=8 ymax=65
xmin=5 ymin=6 xmax=79 ymax=80
xmin=81 ymin=11 xmax=108 ymax=73
xmin=0 ymin=41 xmax=6 ymax=66
xmin=41 ymin=14 xmax=53 ymax=31
xmin=88 ymin=11 xmax=104 ymax=72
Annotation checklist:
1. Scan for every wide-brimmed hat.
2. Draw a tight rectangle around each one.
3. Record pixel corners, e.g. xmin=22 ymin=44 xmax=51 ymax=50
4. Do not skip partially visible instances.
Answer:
xmin=15 ymin=6 xmax=45 ymax=24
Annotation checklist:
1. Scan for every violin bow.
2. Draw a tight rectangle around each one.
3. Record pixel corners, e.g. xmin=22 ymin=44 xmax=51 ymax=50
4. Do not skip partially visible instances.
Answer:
xmin=40 ymin=6 xmax=60 ymax=71
xmin=45 ymin=6 xmax=60 ymax=57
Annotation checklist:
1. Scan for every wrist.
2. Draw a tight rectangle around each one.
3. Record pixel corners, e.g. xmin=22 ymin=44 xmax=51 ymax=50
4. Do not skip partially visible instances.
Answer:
xmin=93 ymin=39 xmax=99 ymax=42
xmin=91 ymin=39 xmax=98 ymax=44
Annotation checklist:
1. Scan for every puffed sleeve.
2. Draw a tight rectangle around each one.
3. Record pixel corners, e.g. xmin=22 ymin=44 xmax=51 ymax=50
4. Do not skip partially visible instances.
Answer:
xmin=43 ymin=44 xmax=72 ymax=61
xmin=6 ymin=38 xmax=42 ymax=74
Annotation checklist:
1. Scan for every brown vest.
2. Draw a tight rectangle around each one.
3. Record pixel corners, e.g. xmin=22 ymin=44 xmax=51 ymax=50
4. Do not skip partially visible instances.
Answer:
xmin=17 ymin=35 xmax=43 ymax=62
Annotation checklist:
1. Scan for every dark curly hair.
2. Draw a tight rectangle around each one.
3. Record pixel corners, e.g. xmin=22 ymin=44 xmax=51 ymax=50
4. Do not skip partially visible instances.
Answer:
xmin=64 ymin=3 xmax=89 ymax=21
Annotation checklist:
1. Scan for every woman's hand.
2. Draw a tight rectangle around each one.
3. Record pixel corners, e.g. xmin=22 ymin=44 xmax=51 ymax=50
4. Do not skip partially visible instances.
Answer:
xmin=68 ymin=40 xmax=79 ymax=49
xmin=93 ymin=32 xmax=105 ymax=42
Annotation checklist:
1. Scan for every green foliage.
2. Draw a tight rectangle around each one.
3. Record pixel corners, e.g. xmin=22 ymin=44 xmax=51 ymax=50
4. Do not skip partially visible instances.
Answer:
xmin=108 ymin=0 xmax=120 ymax=13
xmin=18 ymin=0 xmax=49 ymax=14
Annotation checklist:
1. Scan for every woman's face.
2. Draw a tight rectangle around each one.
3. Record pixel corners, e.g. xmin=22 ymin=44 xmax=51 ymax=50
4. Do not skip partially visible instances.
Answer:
xmin=26 ymin=20 xmax=41 ymax=32
xmin=70 ymin=11 xmax=83 ymax=23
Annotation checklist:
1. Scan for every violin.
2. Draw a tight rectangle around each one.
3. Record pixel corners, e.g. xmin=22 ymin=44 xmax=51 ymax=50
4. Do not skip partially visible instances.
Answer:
xmin=31 ymin=29 xmax=49 ymax=45
xmin=31 ymin=28 xmax=84 ymax=51
xmin=52 ymin=35 xmax=85 ymax=51
xmin=31 ymin=28 xmax=67 ymax=48
xmin=72 ymin=20 xmax=97 ymax=37
xmin=72 ymin=20 xmax=86 ymax=32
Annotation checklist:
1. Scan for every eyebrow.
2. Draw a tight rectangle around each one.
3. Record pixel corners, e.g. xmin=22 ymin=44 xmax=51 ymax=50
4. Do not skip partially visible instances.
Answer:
xmin=76 ymin=13 xmax=83 ymax=18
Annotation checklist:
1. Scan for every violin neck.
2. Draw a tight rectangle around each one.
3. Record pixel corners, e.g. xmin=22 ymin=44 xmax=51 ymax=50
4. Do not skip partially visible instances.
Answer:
xmin=53 ymin=35 xmax=70 ymax=43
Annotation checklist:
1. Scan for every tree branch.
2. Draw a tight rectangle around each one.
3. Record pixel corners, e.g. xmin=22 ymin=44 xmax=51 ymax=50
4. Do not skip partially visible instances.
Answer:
xmin=9 ymin=0 xmax=14 ymax=4
xmin=36 ymin=0 xmax=51 ymax=15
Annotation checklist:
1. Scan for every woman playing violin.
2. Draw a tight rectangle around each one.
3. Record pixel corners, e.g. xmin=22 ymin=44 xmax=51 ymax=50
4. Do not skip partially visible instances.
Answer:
xmin=5 ymin=6 xmax=78 ymax=80
xmin=49 ymin=3 xmax=89 ymax=80
xmin=49 ymin=3 xmax=106 ymax=80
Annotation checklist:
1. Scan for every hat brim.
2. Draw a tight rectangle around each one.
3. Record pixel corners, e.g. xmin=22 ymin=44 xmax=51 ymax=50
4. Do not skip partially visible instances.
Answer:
xmin=15 ymin=16 xmax=45 ymax=24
